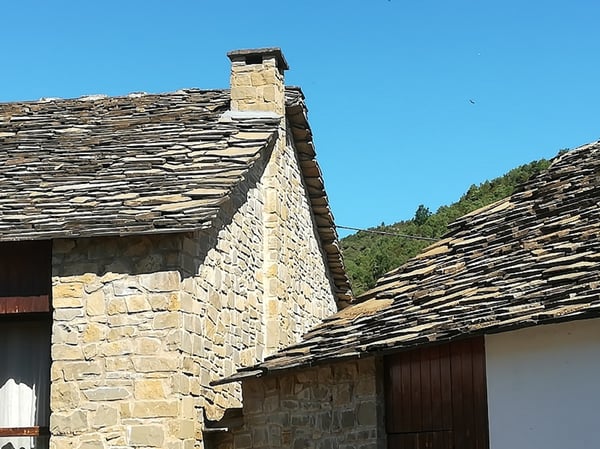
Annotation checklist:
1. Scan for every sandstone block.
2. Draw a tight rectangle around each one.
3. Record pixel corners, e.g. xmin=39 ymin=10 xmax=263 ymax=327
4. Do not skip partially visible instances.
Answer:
xmin=50 ymin=410 xmax=88 ymax=435
xmin=79 ymin=439 xmax=105 ymax=449
xmin=83 ymin=323 xmax=108 ymax=343
xmin=92 ymin=405 xmax=119 ymax=429
xmin=86 ymin=290 xmax=106 ymax=316
xmin=135 ymin=337 xmax=162 ymax=355
xmin=51 ymin=382 xmax=81 ymax=410
xmin=132 ymin=356 xmax=179 ymax=372
xmin=128 ymin=425 xmax=164 ymax=447
xmin=112 ymin=278 xmax=142 ymax=297
xmin=53 ymin=294 xmax=84 ymax=308
xmin=139 ymin=271 xmax=180 ymax=292
xmin=169 ymin=419 xmax=195 ymax=439
xmin=52 ymin=344 xmax=84 ymax=361
xmin=125 ymin=295 xmax=151 ymax=313
xmin=153 ymin=311 xmax=180 ymax=329
xmin=83 ymin=387 xmax=130 ymax=401
xmin=54 ymin=308 xmax=84 ymax=322
xmin=100 ymin=339 xmax=132 ymax=357
xmin=106 ymin=298 xmax=127 ymax=315
xmin=356 ymin=401 xmax=377 ymax=426
xmin=134 ymin=379 xmax=167 ymax=399
xmin=131 ymin=400 xmax=179 ymax=418
xmin=54 ymin=282 xmax=84 ymax=299
xmin=105 ymin=356 xmax=134 ymax=372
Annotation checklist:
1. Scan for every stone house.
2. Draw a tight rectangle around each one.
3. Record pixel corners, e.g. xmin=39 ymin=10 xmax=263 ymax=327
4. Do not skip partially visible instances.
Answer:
xmin=219 ymin=142 xmax=600 ymax=449
xmin=0 ymin=48 xmax=351 ymax=449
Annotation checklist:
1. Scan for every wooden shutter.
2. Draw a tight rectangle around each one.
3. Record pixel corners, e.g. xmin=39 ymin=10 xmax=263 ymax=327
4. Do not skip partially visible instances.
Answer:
xmin=385 ymin=337 xmax=489 ymax=449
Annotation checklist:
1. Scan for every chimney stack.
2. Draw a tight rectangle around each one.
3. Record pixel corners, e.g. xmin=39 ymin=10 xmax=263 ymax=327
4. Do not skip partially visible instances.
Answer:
xmin=227 ymin=48 xmax=289 ymax=115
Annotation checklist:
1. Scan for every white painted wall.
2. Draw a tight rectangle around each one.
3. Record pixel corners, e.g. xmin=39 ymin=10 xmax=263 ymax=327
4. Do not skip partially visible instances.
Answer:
xmin=485 ymin=318 xmax=600 ymax=449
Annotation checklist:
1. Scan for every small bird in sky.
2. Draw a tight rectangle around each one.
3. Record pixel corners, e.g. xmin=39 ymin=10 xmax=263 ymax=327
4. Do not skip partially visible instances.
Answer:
xmin=469 ymin=99 xmax=476 ymax=104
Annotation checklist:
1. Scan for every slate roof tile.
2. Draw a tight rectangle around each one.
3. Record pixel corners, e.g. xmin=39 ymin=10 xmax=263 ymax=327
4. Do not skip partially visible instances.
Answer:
xmin=0 ymin=86 xmax=352 ymax=306
xmin=218 ymin=141 xmax=600 ymax=383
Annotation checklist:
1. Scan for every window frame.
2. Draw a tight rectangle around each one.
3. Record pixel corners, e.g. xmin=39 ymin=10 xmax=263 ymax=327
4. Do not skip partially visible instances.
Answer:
xmin=0 ymin=240 xmax=52 ymax=446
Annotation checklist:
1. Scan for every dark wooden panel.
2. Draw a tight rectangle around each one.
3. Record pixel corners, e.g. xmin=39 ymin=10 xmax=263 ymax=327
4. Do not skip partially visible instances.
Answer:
xmin=439 ymin=343 xmax=453 ymax=431
xmin=450 ymin=340 xmax=466 ymax=449
xmin=387 ymin=431 xmax=453 ymax=449
xmin=0 ymin=295 xmax=50 ymax=314
xmin=410 ymin=349 xmax=423 ymax=432
xmin=399 ymin=351 xmax=412 ymax=432
xmin=385 ymin=337 xmax=489 ymax=449
xmin=471 ymin=338 xmax=490 ymax=449
xmin=420 ymin=345 xmax=433 ymax=431
xmin=0 ymin=240 xmax=51 ymax=298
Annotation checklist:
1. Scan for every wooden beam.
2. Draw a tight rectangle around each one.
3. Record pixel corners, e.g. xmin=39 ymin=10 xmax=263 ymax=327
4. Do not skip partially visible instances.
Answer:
xmin=0 ymin=295 xmax=51 ymax=314
xmin=0 ymin=426 xmax=50 ymax=436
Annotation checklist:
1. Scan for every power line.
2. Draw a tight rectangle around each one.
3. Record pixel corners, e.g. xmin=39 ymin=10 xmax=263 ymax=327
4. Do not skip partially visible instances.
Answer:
xmin=336 ymin=225 xmax=439 ymax=242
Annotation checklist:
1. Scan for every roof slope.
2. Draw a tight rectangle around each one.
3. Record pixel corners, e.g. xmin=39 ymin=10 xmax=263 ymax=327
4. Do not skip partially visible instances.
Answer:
xmin=0 ymin=86 xmax=352 ymax=305
xmin=222 ymin=141 xmax=600 ymax=380
xmin=0 ymin=89 xmax=279 ymax=240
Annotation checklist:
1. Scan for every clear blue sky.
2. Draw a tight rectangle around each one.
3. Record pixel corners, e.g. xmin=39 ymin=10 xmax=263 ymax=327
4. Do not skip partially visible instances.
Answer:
xmin=2 ymin=1 xmax=599 ymax=237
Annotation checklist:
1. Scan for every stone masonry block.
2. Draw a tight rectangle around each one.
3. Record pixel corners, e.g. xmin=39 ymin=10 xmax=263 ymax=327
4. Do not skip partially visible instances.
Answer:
xmin=128 ymin=425 xmax=165 ymax=447
xmin=91 ymin=405 xmax=119 ymax=429
xmin=50 ymin=410 xmax=88 ymax=435
xmin=139 ymin=271 xmax=180 ymax=292
xmin=54 ymin=282 xmax=84 ymax=299
xmin=85 ymin=290 xmax=106 ymax=316
xmin=132 ymin=356 xmax=179 ymax=372
xmin=51 ymin=382 xmax=81 ymax=411
xmin=131 ymin=400 xmax=179 ymax=418
xmin=134 ymin=379 xmax=167 ymax=399
xmin=83 ymin=387 xmax=130 ymax=401
xmin=52 ymin=344 xmax=84 ymax=361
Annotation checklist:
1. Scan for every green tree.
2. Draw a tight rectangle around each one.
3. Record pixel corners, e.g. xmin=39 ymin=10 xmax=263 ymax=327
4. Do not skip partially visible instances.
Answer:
xmin=341 ymin=157 xmax=553 ymax=295
xmin=413 ymin=204 xmax=432 ymax=225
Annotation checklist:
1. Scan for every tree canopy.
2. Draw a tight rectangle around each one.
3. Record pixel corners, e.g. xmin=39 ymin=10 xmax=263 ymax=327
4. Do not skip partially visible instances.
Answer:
xmin=341 ymin=158 xmax=552 ymax=296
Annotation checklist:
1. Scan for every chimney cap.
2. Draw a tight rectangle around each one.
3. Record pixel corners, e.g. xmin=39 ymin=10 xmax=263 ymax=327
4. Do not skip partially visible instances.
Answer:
xmin=227 ymin=48 xmax=289 ymax=71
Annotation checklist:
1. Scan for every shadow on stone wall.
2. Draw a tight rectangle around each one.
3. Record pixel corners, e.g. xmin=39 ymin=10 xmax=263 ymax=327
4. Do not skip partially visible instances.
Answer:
xmin=52 ymin=138 xmax=275 ymax=283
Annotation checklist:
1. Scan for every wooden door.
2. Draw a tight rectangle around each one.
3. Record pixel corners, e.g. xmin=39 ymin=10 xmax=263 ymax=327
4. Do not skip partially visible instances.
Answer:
xmin=385 ymin=337 xmax=489 ymax=449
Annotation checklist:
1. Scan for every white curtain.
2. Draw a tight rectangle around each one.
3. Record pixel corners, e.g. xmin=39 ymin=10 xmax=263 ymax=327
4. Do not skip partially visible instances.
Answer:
xmin=0 ymin=320 xmax=50 ymax=449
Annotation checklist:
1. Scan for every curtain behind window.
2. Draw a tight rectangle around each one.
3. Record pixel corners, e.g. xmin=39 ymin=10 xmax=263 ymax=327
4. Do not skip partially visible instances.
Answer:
xmin=0 ymin=321 xmax=50 ymax=449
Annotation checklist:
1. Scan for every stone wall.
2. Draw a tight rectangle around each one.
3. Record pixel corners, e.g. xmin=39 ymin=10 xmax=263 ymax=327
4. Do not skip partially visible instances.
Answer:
xmin=50 ymin=234 xmax=193 ymax=449
xmin=262 ymin=132 xmax=338 ymax=353
xmin=227 ymin=358 xmax=386 ymax=449
xmin=49 ymin=122 xmax=339 ymax=447
xmin=179 ymin=132 xmax=338 ymax=421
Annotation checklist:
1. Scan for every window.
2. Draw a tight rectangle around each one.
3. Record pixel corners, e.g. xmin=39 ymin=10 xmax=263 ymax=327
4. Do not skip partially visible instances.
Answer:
xmin=0 ymin=241 xmax=51 ymax=449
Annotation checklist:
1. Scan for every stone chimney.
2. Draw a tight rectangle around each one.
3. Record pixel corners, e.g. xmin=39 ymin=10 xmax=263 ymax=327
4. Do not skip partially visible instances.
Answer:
xmin=227 ymin=48 xmax=289 ymax=115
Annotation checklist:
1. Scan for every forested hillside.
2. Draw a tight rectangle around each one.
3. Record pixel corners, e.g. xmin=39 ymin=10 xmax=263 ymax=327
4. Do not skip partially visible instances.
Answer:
xmin=341 ymin=158 xmax=553 ymax=296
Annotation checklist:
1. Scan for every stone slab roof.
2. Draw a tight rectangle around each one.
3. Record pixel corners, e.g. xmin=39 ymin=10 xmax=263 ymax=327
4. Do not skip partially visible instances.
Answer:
xmin=0 ymin=86 xmax=352 ymax=305
xmin=219 ymin=141 xmax=600 ymax=382
xmin=0 ymin=89 xmax=279 ymax=239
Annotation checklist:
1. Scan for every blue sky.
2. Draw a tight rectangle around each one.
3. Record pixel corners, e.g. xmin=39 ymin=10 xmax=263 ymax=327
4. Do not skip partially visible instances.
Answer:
xmin=2 ymin=1 xmax=599 ymax=236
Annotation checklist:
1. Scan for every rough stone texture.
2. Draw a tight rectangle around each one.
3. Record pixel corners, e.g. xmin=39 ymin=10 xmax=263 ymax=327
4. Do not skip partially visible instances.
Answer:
xmin=179 ymin=130 xmax=338 ymax=420
xmin=226 ymin=358 xmax=386 ymax=449
xmin=49 ymin=118 xmax=337 ymax=448
xmin=229 ymin=53 xmax=285 ymax=114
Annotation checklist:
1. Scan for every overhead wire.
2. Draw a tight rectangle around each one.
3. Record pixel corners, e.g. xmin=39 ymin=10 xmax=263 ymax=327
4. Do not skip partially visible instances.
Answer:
xmin=335 ymin=225 xmax=438 ymax=242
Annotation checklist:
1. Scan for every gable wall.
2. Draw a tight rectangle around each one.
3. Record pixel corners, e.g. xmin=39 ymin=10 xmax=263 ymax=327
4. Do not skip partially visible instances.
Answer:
xmin=485 ymin=317 xmax=600 ymax=449
xmin=262 ymin=129 xmax=339 ymax=352
xmin=180 ymin=126 xmax=339 ymax=422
